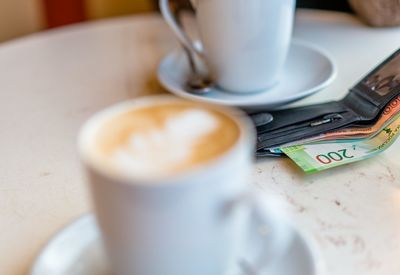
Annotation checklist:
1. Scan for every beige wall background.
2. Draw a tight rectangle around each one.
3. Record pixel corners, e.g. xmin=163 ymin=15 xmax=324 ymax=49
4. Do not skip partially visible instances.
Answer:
xmin=0 ymin=0 xmax=156 ymax=43
xmin=0 ymin=0 xmax=44 ymax=42
xmin=86 ymin=0 xmax=155 ymax=19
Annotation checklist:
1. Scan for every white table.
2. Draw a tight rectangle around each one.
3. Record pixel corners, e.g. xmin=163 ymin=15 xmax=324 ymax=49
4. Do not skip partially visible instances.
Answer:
xmin=1 ymin=9 xmax=400 ymax=275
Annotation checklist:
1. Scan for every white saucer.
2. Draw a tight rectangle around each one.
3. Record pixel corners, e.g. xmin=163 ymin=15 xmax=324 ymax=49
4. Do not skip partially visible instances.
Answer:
xmin=30 ymin=214 xmax=324 ymax=275
xmin=157 ymin=40 xmax=336 ymax=110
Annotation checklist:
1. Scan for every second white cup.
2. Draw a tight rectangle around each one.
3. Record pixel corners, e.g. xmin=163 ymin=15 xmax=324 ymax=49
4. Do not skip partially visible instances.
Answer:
xmin=160 ymin=0 xmax=296 ymax=93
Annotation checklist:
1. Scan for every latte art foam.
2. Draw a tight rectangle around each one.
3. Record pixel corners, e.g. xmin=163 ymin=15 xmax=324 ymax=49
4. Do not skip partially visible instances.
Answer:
xmin=93 ymin=101 xmax=240 ymax=179
xmin=112 ymin=109 xmax=218 ymax=177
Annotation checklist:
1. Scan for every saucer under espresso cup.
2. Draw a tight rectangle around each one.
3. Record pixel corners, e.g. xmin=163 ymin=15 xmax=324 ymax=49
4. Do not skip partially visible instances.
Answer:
xmin=157 ymin=40 xmax=336 ymax=110
xmin=30 ymin=214 xmax=324 ymax=275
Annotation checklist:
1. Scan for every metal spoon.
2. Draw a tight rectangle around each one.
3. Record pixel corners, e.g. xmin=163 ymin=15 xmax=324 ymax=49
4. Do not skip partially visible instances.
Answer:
xmin=182 ymin=45 xmax=214 ymax=94
xmin=171 ymin=2 xmax=214 ymax=94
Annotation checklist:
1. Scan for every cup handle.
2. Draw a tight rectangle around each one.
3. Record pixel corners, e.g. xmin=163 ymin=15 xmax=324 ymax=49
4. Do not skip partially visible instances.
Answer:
xmin=159 ymin=0 xmax=203 ymax=57
xmin=237 ymin=192 xmax=293 ymax=275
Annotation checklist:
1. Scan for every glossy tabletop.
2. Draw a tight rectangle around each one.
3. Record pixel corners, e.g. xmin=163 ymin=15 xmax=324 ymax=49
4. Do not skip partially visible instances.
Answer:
xmin=1 ymin=9 xmax=400 ymax=275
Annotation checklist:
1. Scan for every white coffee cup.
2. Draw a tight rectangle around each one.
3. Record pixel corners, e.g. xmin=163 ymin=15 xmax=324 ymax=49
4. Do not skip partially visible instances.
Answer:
xmin=160 ymin=0 xmax=295 ymax=93
xmin=78 ymin=96 xmax=292 ymax=275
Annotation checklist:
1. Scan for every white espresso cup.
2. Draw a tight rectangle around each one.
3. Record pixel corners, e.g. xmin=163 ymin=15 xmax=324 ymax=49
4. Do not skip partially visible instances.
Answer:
xmin=160 ymin=0 xmax=295 ymax=93
xmin=78 ymin=96 xmax=292 ymax=275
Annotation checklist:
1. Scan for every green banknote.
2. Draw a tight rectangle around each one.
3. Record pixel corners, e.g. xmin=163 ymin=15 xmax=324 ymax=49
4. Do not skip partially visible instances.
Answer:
xmin=281 ymin=115 xmax=400 ymax=173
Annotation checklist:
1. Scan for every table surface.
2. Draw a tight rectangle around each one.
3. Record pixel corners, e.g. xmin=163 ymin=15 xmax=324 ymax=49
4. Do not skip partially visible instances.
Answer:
xmin=1 ymin=9 xmax=400 ymax=275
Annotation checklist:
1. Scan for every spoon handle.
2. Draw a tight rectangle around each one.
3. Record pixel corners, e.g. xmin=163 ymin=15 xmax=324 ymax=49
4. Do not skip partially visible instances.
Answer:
xmin=159 ymin=0 xmax=203 ymax=57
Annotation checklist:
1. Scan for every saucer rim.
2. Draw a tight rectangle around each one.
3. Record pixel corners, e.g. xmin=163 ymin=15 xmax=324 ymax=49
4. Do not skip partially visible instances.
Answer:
xmin=29 ymin=213 xmax=325 ymax=275
xmin=157 ymin=39 xmax=337 ymax=109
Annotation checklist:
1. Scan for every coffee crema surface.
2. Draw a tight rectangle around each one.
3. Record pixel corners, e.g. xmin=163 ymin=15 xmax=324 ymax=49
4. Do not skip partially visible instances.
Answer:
xmin=94 ymin=102 xmax=240 ymax=179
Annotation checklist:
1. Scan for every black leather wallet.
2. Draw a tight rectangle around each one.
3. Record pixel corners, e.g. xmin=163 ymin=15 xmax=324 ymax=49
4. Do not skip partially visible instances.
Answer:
xmin=256 ymin=48 xmax=400 ymax=151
